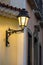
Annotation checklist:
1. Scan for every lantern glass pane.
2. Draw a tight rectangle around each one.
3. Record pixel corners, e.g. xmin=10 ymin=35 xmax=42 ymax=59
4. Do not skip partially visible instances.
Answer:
xmin=25 ymin=17 xmax=29 ymax=26
xmin=18 ymin=17 xmax=21 ymax=26
xmin=18 ymin=16 xmax=29 ymax=27
xmin=21 ymin=17 xmax=25 ymax=26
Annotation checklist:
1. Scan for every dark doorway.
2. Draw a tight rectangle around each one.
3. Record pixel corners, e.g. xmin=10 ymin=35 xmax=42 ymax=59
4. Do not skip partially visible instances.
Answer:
xmin=34 ymin=37 xmax=38 ymax=65
xmin=34 ymin=38 xmax=41 ymax=65
xmin=39 ymin=45 xmax=41 ymax=65
xmin=27 ymin=32 xmax=32 ymax=65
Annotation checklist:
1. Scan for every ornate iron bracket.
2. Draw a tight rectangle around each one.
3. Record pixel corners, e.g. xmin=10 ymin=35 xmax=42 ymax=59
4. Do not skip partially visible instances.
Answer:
xmin=6 ymin=28 xmax=24 ymax=47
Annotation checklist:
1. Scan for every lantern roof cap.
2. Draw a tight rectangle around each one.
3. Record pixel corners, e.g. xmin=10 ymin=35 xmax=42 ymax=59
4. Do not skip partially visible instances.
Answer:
xmin=17 ymin=9 xmax=30 ymax=18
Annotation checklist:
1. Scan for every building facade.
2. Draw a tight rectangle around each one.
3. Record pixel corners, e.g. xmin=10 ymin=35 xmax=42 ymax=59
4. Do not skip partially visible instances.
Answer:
xmin=0 ymin=0 xmax=43 ymax=65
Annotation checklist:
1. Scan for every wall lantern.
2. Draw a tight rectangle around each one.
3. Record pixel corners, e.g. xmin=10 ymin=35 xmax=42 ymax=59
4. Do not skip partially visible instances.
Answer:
xmin=6 ymin=9 xmax=30 ymax=47
xmin=17 ymin=9 xmax=30 ymax=29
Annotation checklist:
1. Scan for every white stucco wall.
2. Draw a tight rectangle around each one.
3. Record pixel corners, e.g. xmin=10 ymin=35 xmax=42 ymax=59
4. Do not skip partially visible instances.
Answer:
xmin=0 ymin=15 xmax=24 ymax=65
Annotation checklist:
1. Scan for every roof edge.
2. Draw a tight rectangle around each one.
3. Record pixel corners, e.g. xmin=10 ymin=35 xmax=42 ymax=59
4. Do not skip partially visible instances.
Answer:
xmin=0 ymin=2 xmax=22 ymax=11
